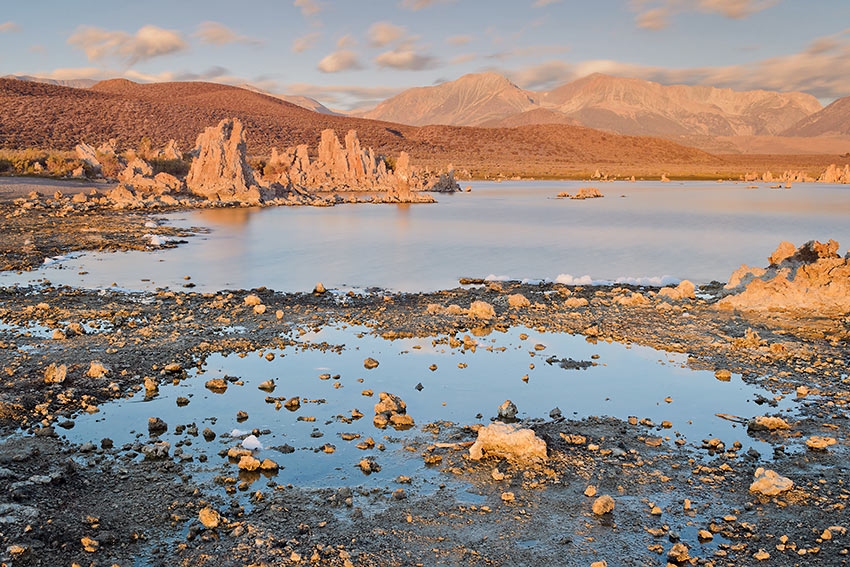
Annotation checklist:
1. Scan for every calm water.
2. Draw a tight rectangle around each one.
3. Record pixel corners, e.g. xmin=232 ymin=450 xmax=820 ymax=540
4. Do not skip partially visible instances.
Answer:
xmin=64 ymin=324 xmax=797 ymax=491
xmin=7 ymin=180 xmax=850 ymax=292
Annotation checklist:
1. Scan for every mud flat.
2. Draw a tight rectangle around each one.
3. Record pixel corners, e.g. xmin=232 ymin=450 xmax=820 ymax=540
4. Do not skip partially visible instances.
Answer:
xmin=0 ymin=195 xmax=848 ymax=565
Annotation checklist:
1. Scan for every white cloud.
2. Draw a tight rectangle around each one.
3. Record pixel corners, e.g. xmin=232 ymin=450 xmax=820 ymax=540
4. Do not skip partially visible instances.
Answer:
xmin=317 ymin=50 xmax=362 ymax=73
xmin=294 ymin=0 xmax=322 ymax=16
xmin=0 ymin=21 xmax=20 ymax=33
xmin=68 ymin=25 xmax=188 ymax=66
xmin=533 ymin=0 xmax=562 ymax=6
xmin=368 ymin=21 xmax=406 ymax=47
xmin=450 ymin=53 xmax=477 ymax=65
xmin=286 ymin=82 xmax=405 ymax=109
xmin=292 ymin=32 xmax=320 ymax=53
xmin=194 ymin=22 xmax=263 ymax=46
xmin=375 ymin=47 xmax=438 ymax=70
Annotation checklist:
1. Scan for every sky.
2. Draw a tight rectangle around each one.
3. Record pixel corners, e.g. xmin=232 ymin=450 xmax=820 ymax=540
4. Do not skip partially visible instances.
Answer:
xmin=0 ymin=0 xmax=848 ymax=110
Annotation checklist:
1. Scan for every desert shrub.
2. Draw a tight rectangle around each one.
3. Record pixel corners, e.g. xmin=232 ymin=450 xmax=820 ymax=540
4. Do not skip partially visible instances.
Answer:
xmin=137 ymin=136 xmax=154 ymax=160
xmin=0 ymin=158 xmax=12 ymax=173
xmin=45 ymin=155 xmax=86 ymax=177
xmin=97 ymin=152 xmax=123 ymax=178
xmin=262 ymin=160 xmax=289 ymax=178
xmin=149 ymin=158 xmax=190 ymax=177
xmin=383 ymin=155 xmax=396 ymax=172
xmin=248 ymin=158 xmax=266 ymax=174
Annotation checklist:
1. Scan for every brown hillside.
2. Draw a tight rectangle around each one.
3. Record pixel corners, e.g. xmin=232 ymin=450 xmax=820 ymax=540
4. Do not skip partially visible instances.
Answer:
xmin=0 ymin=78 xmax=720 ymax=176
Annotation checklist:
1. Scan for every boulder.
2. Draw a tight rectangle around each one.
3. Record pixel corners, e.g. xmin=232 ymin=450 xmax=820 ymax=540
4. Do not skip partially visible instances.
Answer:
xmin=592 ymin=495 xmax=615 ymax=515
xmin=658 ymin=280 xmax=695 ymax=301
xmin=749 ymin=467 xmax=793 ymax=496
xmin=468 ymin=422 xmax=547 ymax=462
xmin=469 ymin=300 xmax=496 ymax=320
xmin=507 ymin=294 xmax=530 ymax=308
xmin=718 ymin=240 xmax=850 ymax=313
xmin=75 ymin=142 xmax=101 ymax=171
xmin=747 ymin=416 xmax=791 ymax=432
xmin=571 ymin=187 xmax=603 ymax=199
xmin=97 ymin=138 xmax=118 ymax=155
xmin=161 ymin=139 xmax=181 ymax=160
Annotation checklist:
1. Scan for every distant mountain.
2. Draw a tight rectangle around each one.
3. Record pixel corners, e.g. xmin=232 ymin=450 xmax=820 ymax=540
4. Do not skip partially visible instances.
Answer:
xmin=360 ymin=72 xmax=823 ymax=139
xmin=236 ymin=83 xmax=341 ymax=115
xmin=3 ymin=74 xmax=98 ymax=89
xmin=781 ymin=96 xmax=850 ymax=137
xmin=357 ymin=73 xmax=537 ymax=126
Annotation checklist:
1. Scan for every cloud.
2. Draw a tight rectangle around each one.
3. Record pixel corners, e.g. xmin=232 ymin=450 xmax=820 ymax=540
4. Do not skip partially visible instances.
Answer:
xmin=68 ymin=25 xmax=188 ymax=66
xmin=485 ymin=45 xmax=570 ymax=61
xmin=533 ymin=0 xmax=562 ymax=6
xmin=194 ymin=22 xmax=263 ymax=46
xmin=28 ymin=44 xmax=46 ymax=54
xmin=500 ymin=30 xmax=850 ymax=99
xmin=0 ymin=22 xmax=20 ymax=33
xmin=292 ymin=32 xmax=320 ymax=53
xmin=368 ymin=21 xmax=406 ymax=47
xmin=631 ymin=0 xmax=777 ymax=30
xmin=447 ymin=35 xmax=473 ymax=46
xmin=294 ymin=0 xmax=321 ymax=16
xmin=286 ymin=82 xmax=405 ymax=109
xmin=400 ymin=0 xmax=455 ymax=10
xmin=337 ymin=34 xmax=357 ymax=48
xmin=375 ymin=47 xmax=438 ymax=70
xmin=317 ymin=50 xmax=362 ymax=73
xmin=450 ymin=53 xmax=477 ymax=65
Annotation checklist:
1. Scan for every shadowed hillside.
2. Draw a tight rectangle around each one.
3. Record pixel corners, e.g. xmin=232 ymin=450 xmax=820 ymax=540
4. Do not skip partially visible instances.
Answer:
xmin=0 ymin=78 xmax=721 ymax=177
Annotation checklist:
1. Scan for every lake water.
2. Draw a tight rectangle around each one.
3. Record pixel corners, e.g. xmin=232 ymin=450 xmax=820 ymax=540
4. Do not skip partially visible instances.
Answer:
xmin=7 ymin=180 xmax=850 ymax=293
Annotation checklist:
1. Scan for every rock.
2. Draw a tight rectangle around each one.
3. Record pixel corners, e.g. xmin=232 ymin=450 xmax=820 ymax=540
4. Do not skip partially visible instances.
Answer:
xmin=205 ymin=378 xmax=228 ymax=392
xmin=714 ymin=369 xmax=732 ymax=381
xmin=667 ymin=542 xmax=690 ymax=563
xmin=43 ymin=363 xmax=67 ymax=384
xmin=718 ymin=239 xmax=850 ymax=313
xmin=97 ymin=138 xmax=117 ymax=155
xmin=571 ymin=187 xmax=603 ymax=199
xmin=817 ymin=163 xmax=850 ymax=184
xmin=244 ymin=294 xmax=262 ymax=306
xmin=749 ymin=467 xmax=793 ymax=496
xmin=564 ymin=297 xmax=588 ymax=308
xmin=86 ymin=361 xmax=110 ymax=378
xmin=186 ymin=118 xmax=271 ymax=204
xmin=202 ymin=428 xmax=216 ymax=441
xmin=198 ymin=507 xmax=221 ymax=529
xmin=747 ymin=416 xmax=791 ymax=432
xmin=468 ymin=422 xmax=547 ymax=462
xmin=364 ymin=357 xmax=379 ymax=369
xmin=507 ymin=294 xmax=530 ymax=308
xmin=313 ymin=282 xmax=326 ymax=294
xmin=161 ymin=139 xmax=181 ymax=160
xmin=592 ymin=495 xmax=615 ymax=515
xmin=148 ymin=417 xmax=167 ymax=434
xmin=584 ymin=485 xmax=597 ymax=497
xmin=374 ymin=392 xmax=413 ymax=429
xmin=144 ymin=377 xmax=158 ymax=394
xmin=769 ymin=241 xmax=796 ymax=265
xmin=141 ymin=442 xmax=170 ymax=460
xmin=549 ymin=407 xmax=562 ymax=419
xmin=75 ymin=142 xmax=101 ymax=171
xmin=107 ymin=185 xmax=142 ymax=208
xmin=753 ymin=550 xmax=770 ymax=561
xmin=806 ymin=436 xmax=837 ymax=451
xmin=258 ymin=379 xmax=275 ymax=392
xmin=259 ymin=458 xmax=279 ymax=471
xmin=658 ymin=280 xmax=695 ymax=301
xmin=497 ymin=400 xmax=518 ymax=420
xmin=81 ymin=536 xmax=99 ymax=553
xmin=469 ymin=300 xmax=496 ymax=320
xmin=238 ymin=455 xmax=260 ymax=471
xmin=358 ymin=458 xmax=380 ymax=473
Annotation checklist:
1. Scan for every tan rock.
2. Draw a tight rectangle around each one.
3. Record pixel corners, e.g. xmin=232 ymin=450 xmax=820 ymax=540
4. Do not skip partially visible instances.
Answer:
xmin=469 ymin=300 xmax=496 ymax=320
xmin=749 ymin=467 xmax=793 ymax=496
xmin=592 ymin=495 xmax=615 ymax=515
xmin=468 ymin=422 xmax=547 ymax=462
xmin=198 ymin=507 xmax=221 ymax=529
xmin=747 ymin=416 xmax=791 ymax=431
xmin=806 ymin=436 xmax=837 ymax=451
xmin=507 ymin=294 xmax=530 ymax=308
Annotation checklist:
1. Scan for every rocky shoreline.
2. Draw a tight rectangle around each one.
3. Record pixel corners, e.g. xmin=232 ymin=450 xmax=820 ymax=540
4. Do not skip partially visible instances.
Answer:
xmin=0 ymin=199 xmax=847 ymax=566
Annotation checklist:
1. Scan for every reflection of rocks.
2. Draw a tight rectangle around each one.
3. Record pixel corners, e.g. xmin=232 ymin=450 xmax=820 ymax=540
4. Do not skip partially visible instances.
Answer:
xmin=718 ymin=240 xmax=850 ymax=314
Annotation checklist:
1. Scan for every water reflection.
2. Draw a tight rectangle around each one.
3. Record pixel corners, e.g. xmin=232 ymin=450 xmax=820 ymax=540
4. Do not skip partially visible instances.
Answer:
xmin=5 ymin=181 xmax=849 ymax=292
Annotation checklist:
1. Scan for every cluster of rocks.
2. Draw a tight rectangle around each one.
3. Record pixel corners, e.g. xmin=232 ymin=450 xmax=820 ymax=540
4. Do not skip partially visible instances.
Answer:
xmin=263 ymin=128 xmax=459 ymax=197
xmin=718 ymin=239 xmax=850 ymax=313
xmin=741 ymin=164 xmax=850 ymax=185
xmin=71 ymin=118 xmax=455 ymax=208
xmin=556 ymin=187 xmax=603 ymax=199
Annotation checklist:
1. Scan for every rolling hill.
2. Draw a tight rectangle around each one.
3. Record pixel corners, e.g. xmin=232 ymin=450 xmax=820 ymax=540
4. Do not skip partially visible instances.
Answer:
xmin=0 ymin=77 xmax=721 ymax=177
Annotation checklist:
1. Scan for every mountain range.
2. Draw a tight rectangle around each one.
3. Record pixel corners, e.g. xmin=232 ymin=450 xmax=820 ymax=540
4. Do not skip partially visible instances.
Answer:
xmin=358 ymin=72 xmax=833 ymax=140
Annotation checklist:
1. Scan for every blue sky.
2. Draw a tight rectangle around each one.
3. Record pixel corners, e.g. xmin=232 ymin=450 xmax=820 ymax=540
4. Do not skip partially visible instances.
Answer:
xmin=1 ymin=0 xmax=848 ymax=109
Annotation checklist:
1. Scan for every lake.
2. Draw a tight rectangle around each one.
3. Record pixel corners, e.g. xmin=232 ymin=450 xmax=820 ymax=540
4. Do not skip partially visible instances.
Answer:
xmin=7 ymin=180 xmax=850 ymax=292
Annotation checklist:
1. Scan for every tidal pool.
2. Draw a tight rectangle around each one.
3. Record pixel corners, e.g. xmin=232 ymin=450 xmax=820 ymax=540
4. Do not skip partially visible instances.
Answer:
xmin=62 ymin=324 xmax=797 ymax=492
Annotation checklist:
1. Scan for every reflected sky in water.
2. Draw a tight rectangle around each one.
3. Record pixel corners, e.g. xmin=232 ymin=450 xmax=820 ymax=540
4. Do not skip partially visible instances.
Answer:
xmin=6 ymin=180 xmax=850 ymax=292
